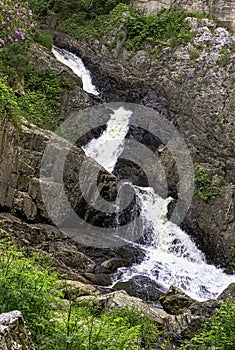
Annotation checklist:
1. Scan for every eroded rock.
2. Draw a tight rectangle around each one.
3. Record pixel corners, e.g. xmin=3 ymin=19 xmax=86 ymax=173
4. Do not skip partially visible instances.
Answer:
xmin=0 ymin=311 xmax=35 ymax=350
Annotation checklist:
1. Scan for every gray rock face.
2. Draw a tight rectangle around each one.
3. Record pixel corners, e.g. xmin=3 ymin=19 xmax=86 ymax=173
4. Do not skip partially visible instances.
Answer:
xmin=132 ymin=0 xmax=235 ymax=29
xmin=0 ymin=311 xmax=35 ymax=350
xmin=0 ymin=118 xmax=117 ymax=226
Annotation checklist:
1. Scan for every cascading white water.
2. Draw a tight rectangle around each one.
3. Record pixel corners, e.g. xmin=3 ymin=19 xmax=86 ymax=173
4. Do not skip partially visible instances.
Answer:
xmin=53 ymin=48 xmax=235 ymax=301
xmin=52 ymin=46 xmax=99 ymax=96
xmin=113 ymin=187 xmax=234 ymax=301
xmin=83 ymin=107 xmax=132 ymax=172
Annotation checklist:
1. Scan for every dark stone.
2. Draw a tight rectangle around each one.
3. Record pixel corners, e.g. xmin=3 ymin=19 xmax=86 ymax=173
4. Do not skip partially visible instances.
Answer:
xmin=217 ymin=283 xmax=235 ymax=301
xmin=113 ymin=275 xmax=166 ymax=304
xmin=159 ymin=286 xmax=196 ymax=315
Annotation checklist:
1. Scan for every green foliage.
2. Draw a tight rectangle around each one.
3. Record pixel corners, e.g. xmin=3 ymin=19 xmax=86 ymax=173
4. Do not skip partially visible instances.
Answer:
xmin=50 ymin=306 xmax=159 ymax=350
xmin=0 ymin=239 xmax=160 ymax=350
xmin=18 ymin=65 xmax=74 ymax=130
xmin=0 ymin=239 xmax=60 ymax=346
xmin=195 ymin=166 xmax=225 ymax=201
xmin=0 ymin=43 xmax=30 ymax=84
xmin=125 ymin=8 xmax=193 ymax=50
xmin=0 ymin=75 xmax=21 ymax=125
xmin=181 ymin=298 xmax=235 ymax=349
xmin=34 ymin=31 xmax=54 ymax=50
xmin=28 ymin=0 xmax=54 ymax=19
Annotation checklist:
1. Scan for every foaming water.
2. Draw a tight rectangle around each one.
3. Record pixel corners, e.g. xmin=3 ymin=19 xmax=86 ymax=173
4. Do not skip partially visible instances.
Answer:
xmin=112 ymin=187 xmax=234 ymax=301
xmin=52 ymin=46 xmax=99 ymax=95
xmin=83 ymin=107 xmax=132 ymax=172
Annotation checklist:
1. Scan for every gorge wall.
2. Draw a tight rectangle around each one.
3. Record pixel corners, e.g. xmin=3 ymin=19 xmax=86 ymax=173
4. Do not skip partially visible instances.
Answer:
xmin=132 ymin=0 xmax=235 ymax=28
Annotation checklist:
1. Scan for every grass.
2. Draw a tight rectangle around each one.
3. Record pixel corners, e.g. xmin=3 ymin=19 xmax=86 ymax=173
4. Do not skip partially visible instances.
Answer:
xmin=0 ymin=239 xmax=160 ymax=349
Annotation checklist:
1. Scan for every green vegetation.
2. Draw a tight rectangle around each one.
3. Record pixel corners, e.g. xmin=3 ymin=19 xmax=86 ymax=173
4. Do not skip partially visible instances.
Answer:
xmin=0 ymin=239 xmax=160 ymax=349
xmin=195 ymin=166 xmax=225 ymax=201
xmin=181 ymin=298 xmax=235 ymax=349
xmin=0 ymin=75 xmax=21 ymax=126
xmin=18 ymin=65 xmax=74 ymax=130
xmin=0 ymin=42 xmax=74 ymax=131
xmin=125 ymin=8 xmax=193 ymax=50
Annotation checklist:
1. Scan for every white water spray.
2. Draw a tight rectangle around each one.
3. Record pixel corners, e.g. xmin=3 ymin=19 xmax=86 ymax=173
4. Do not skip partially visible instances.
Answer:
xmin=52 ymin=46 xmax=99 ymax=96
xmin=83 ymin=107 xmax=132 ymax=172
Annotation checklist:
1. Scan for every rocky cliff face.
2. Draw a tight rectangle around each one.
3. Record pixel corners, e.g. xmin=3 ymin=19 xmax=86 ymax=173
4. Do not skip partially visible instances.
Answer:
xmin=0 ymin=311 xmax=35 ymax=350
xmin=132 ymin=0 xmax=235 ymax=29
xmin=53 ymin=16 xmax=235 ymax=267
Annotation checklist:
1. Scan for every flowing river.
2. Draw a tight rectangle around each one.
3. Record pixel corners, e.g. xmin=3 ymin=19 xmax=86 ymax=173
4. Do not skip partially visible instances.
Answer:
xmin=52 ymin=46 xmax=235 ymax=301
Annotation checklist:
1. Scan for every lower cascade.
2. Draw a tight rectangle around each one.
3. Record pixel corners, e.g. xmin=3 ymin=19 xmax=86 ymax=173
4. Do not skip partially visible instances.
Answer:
xmin=54 ymin=47 xmax=235 ymax=302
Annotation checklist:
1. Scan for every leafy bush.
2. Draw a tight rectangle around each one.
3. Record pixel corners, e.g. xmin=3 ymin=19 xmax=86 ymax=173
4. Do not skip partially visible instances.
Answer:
xmin=34 ymin=31 xmax=54 ymax=49
xmin=181 ymin=298 xmax=235 ymax=349
xmin=0 ymin=240 xmax=60 ymax=346
xmin=18 ymin=65 xmax=74 ymax=130
xmin=0 ymin=0 xmax=35 ymax=46
xmin=126 ymin=8 xmax=193 ymax=50
xmin=0 ymin=75 xmax=21 ymax=125
xmin=0 ymin=239 xmax=160 ymax=349
xmin=28 ymin=0 xmax=54 ymax=19
xmin=195 ymin=166 xmax=224 ymax=201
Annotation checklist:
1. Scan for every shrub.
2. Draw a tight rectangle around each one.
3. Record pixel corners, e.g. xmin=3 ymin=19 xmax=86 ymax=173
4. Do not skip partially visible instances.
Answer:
xmin=181 ymin=298 xmax=235 ymax=349
xmin=126 ymin=8 xmax=193 ymax=50
xmin=0 ymin=74 xmax=21 ymax=125
xmin=34 ymin=31 xmax=53 ymax=49
xmin=0 ymin=239 xmax=160 ymax=350
xmin=195 ymin=166 xmax=225 ymax=201
xmin=0 ymin=0 xmax=35 ymax=46
xmin=0 ymin=239 xmax=60 ymax=345
xmin=18 ymin=65 xmax=74 ymax=130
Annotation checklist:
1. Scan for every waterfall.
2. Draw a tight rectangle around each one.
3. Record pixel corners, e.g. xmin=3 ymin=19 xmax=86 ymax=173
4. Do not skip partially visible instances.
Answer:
xmin=83 ymin=107 xmax=132 ymax=172
xmin=53 ymin=47 xmax=235 ymax=302
xmin=52 ymin=46 xmax=99 ymax=96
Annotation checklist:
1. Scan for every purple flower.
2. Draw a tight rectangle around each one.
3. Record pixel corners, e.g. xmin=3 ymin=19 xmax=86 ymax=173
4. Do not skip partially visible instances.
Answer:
xmin=30 ymin=22 xmax=35 ymax=27
xmin=1 ymin=39 xmax=5 ymax=45
xmin=1 ymin=21 xmax=5 ymax=25
xmin=6 ymin=17 xmax=10 ymax=21
xmin=15 ymin=3 xmax=19 ymax=8
xmin=15 ymin=38 xmax=18 ymax=42
xmin=29 ymin=10 xmax=32 ymax=16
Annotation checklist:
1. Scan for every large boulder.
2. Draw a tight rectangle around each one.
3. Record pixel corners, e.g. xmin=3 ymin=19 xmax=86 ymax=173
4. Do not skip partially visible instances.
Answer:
xmin=0 ymin=311 xmax=35 ymax=350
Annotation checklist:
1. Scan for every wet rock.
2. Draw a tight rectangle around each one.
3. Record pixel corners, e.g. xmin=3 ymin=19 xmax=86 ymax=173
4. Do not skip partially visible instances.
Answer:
xmin=218 ymin=282 xmax=235 ymax=301
xmin=100 ymin=257 xmax=131 ymax=273
xmin=159 ymin=286 xmax=196 ymax=315
xmin=113 ymin=275 xmax=166 ymax=304
xmin=0 ymin=311 xmax=35 ymax=350
xmin=83 ymin=273 xmax=112 ymax=287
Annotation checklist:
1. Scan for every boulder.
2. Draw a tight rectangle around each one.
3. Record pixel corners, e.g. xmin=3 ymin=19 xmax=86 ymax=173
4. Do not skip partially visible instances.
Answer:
xmin=159 ymin=286 xmax=196 ymax=315
xmin=0 ymin=311 xmax=35 ymax=350
xmin=59 ymin=279 xmax=101 ymax=299
xmin=113 ymin=275 xmax=166 ymax=304
xmin=78 ymin=290 xmax=168 ymax=325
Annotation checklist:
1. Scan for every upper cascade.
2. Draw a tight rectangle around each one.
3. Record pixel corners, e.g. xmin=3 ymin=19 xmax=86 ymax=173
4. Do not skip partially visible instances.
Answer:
xmin=52 ymin=46 xmax=99 ymax=96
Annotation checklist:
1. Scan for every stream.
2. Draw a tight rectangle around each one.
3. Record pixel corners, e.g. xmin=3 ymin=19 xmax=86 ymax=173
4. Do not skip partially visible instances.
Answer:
xmin=52 ymin=46 xmax=235 ymax=302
